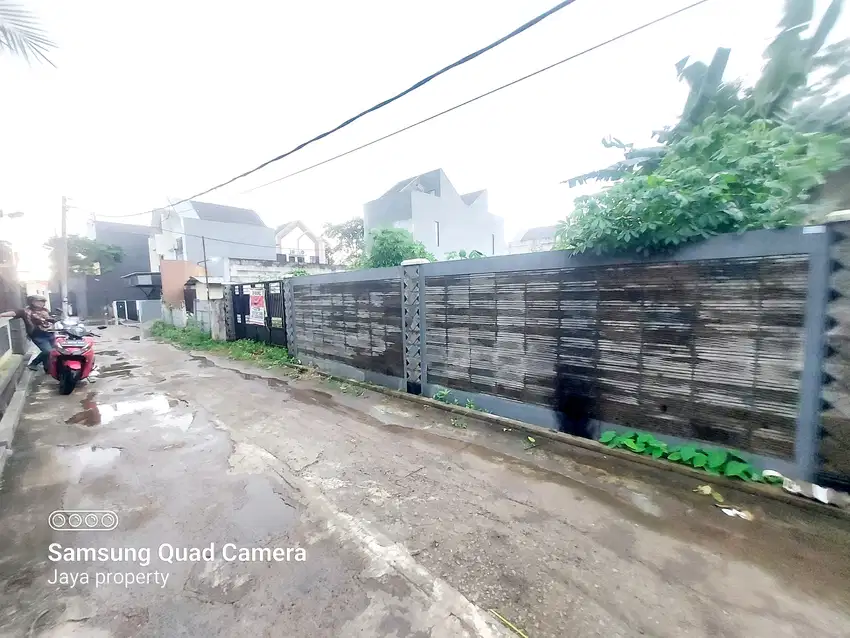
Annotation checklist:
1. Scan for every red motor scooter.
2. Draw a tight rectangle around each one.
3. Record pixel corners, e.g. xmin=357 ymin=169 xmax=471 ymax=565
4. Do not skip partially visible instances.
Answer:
xmin=47 ymin=319 xmax=100 ymax=395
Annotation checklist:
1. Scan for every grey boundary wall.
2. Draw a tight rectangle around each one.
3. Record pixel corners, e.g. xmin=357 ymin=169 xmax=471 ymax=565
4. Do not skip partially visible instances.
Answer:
xmin=251 ymin=227 xmax=835 ymax=482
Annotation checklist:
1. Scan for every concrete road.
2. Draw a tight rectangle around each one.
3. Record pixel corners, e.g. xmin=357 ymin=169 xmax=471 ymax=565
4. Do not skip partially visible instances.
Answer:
xmin=1 ymin=327 xmax=849 ymax=637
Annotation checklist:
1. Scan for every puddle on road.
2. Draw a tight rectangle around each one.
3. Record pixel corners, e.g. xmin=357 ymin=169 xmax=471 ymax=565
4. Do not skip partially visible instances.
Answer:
xmin=98 ymin=349 xmax=120 ymax=357
xmin=66 ymin=393 xmax=188 ymax=427
xmin=55 ymin=444 xmax=122 ymax=484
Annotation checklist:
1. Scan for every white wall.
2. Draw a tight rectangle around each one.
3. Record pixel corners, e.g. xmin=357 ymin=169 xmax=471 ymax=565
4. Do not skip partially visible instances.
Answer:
xmin=278 ymin=226 xmax=326 ymax=263
xmin=225 ymin=258 xmax=346 ymax=282
xmin=149 ymin=209 xmax=187 ymax=270
xmin=192 ymin=282 xmax=225 ymax=300
xmin=410 ymin=191 xmax=506 ymax=260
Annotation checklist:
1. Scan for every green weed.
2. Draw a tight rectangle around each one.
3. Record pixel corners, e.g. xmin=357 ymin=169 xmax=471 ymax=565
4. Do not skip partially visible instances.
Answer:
xmin=432 ymin=388 xmax=488 ymax=413
xmin=598 ymin=430 xmax=783 ymax=483
xmin=150 ymin=321 xmax=297 ymax=368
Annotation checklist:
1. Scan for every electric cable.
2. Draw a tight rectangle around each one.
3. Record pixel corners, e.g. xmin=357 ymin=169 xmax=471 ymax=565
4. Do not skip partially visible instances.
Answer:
xmin=95 ymin=0 xmax=711 ymax=220
xmin=240 ymin=0 xmax=712 ymax=195
xmin=98 ymin=0 xmax=581 ymax=218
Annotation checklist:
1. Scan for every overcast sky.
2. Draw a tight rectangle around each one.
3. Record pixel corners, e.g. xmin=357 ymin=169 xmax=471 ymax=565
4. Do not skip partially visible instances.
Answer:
xmin=3 ymin=0 xmax=842 ymax=279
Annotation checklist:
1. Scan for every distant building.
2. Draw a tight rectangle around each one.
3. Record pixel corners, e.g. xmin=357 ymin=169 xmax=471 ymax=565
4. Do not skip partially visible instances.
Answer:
xmin=149 ymin=200 xmax=276 ymax=277
xmin=508 ymin=225 xmax=559 ymax=254
xmin=274 ymin=220 xmax=330 ymax=264
xmin=52 ymin=220 xmax=154 ymax=319
xmin=364 ymin=169 xmax=506 ymax=260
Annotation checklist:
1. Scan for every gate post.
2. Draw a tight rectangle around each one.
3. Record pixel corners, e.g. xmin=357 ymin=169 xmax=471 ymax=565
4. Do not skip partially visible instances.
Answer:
xmin=263 ymin=282 xmax=272 ymax=344
xmin=223 ymin=285 xmax=237 ymax=341
xmin=401 ymin=262 xmax=425 ymax=395
xmin=283 ymin=278 xmax=297 ymax=358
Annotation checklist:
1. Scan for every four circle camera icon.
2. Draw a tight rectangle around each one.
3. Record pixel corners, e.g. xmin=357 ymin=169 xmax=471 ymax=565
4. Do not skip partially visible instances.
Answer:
xmin=49 ymin=510 xmax=118 ymax=532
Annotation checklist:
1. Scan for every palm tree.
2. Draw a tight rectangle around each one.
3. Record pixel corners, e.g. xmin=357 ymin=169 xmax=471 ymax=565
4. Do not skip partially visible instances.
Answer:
xmin=0 ymin=0 xmax=55 ymax=65
xmin=563 ymin=0 xmax=847 ymax=187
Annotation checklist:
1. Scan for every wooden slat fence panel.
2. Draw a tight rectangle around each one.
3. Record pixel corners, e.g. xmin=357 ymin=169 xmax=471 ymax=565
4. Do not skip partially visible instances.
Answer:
xmin=425 ymin=255 xmax=809 ymax=459
xmin=293 ymin=278 xmax=403 ymax=378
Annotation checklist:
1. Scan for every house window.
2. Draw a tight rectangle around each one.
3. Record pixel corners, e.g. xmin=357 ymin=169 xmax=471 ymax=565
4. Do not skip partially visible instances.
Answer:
xmin=435 ymin=221 xmax=440 ymax=247
xmin=491 ymin=234 xmax=495 ymax=255
xmin=309 ymin=255 xmax=318 ymax=264
xmin=296 ymin=256 xmax=305 ymax=264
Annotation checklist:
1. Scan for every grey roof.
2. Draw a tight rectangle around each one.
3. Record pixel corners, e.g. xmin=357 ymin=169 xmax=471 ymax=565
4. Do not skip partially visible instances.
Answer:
xmin=189 ymin=201 xmax=266 ymax=227
xmin=380 ymin=169 xmax=443 ymax=198
xmin=521 ymin=225 xmax=558 ymax=242
xmin=461 ymin=190 xmax=485 ymax=205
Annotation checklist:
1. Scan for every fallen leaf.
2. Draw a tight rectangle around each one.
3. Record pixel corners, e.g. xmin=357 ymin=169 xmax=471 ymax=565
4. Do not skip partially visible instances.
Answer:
xmin=694 ymin=485 xmax=713 ymax=495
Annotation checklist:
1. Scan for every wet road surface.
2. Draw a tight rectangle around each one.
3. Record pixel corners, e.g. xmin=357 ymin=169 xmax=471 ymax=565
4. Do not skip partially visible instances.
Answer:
xmin=1 ymin=327 xmax=849 ymax=637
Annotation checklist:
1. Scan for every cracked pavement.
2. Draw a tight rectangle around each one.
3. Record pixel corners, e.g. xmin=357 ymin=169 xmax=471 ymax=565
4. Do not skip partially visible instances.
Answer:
xmin=1 ymin=327 xmax=849 ymax=637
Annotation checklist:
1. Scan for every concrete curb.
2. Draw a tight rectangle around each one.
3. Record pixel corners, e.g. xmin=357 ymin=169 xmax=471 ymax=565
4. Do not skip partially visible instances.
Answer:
xmin=164 ymin=340 xmax=850 ymax=522
xmin=0 ymin=365 xmax=34 ymax=485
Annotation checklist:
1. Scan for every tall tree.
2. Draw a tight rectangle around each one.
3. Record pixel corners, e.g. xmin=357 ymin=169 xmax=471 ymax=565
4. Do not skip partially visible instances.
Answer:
xmin=0 ymin=1 xmax=55 ymax=65
xmin=45 ymin=236 xmax=125 ymax=276
xmin=323 ymin=217 xmax=364 ymax=265
xmin=556 ymin=115 xmax=845 ymax=255
xmin=564 ymin=0 xmax=848 ymax=187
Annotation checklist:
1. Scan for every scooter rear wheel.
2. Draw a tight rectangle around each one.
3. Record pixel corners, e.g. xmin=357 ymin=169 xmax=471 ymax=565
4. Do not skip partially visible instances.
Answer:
xmin=59 ymin=367 xmax=78 ymax=395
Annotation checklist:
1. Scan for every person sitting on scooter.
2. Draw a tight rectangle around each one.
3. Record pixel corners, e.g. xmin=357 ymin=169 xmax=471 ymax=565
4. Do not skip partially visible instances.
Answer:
xmin=0 ymin=295 xmax=56 ymax=371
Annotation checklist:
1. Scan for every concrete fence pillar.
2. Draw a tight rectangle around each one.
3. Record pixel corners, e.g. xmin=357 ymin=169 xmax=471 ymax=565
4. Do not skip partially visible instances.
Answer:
xmin=210 ymin=299 xmax=227 ymax=341
xmin=283 ymin=279 xmax=296 ymax=355
xmin=223 ymin=285 xmax=237 ymax=341
xmin=9 ymin=318 xmax=28 ymax=355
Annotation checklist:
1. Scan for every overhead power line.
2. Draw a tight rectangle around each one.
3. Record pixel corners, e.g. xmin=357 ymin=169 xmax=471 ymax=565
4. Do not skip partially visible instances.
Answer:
xmin=96 ymin=0 xmax=711 ymax=223
xmin=97 ymin=0 xmax=580 ymax=220
xmin=240 ymin=0 xmax=713 ymax=195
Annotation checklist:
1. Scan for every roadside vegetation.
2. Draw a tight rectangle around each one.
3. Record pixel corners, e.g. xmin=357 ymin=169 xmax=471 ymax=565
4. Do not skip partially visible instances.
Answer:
xmin=557 ymin=0 xmax=850 ymax=255
xmin=600 ymin=430 xmax=785 ymax=484
xmin=149 ymin=321 xmax=297 ymax=367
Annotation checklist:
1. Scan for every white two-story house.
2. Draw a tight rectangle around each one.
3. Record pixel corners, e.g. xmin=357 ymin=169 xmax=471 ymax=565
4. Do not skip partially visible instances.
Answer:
xmin=149 ymin=200 xmax=276 ymax=277
xmin=363 ymin=169 xmax=506 ymax=260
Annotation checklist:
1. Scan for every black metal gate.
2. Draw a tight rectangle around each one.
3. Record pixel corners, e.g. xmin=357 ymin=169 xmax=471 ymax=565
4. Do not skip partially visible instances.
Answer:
xmin=116 ymin=300 xmax=127 ymax=320
xmin=126 ymin=301 xmax=139 ymax=321
xmin=231 ymin=281 xmax=286 ymax=346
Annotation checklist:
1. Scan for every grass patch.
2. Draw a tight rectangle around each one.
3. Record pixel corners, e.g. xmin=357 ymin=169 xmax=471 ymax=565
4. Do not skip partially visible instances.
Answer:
xmin=150 ymin=321 xmax=298 ymax=369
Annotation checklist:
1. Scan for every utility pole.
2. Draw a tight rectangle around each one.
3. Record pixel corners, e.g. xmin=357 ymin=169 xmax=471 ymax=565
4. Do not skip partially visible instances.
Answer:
xmin=201 ymin=235 xmax=210 ymax=304
xmin=60 ymin=195 xmax=70 ymax=317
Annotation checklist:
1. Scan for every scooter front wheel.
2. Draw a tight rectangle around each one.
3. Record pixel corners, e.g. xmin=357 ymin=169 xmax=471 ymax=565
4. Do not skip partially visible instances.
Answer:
xmin=59 ymin=367 xmax=78 ymax=395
